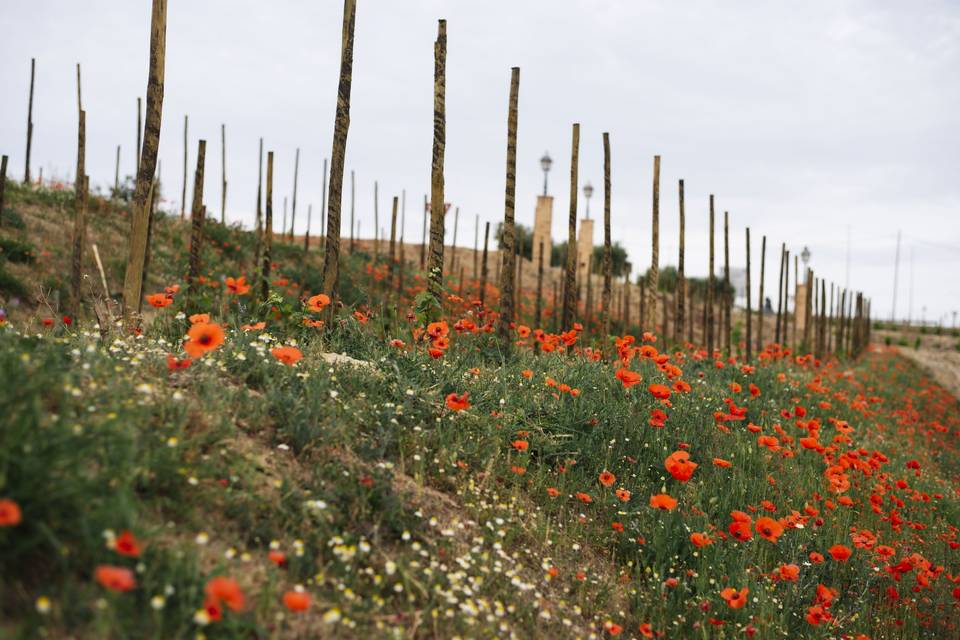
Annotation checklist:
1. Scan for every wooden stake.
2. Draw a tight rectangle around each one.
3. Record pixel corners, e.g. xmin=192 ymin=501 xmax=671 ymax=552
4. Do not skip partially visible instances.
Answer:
xmin=426 ymin=19 xmax=448 ymax=302
xmin=499 ymin=66 xmax=519 ymax=347
xmin=389 ymin=196 xmax=398 ymax=286
xmin=219 ymin=123 xmax=227 ymax=224
xmin=76 ymin=109 xmax=85 ymax=204
xmin=24 ymin=58 xmax=35 ymax=184
xmin=320 ymin=0 xmax=356 ymax=309
xmin=745 ymin=227 xmax=752 ymax=361
xmin=254 ymin=138 xmax=263 ymax=270
xmin=121 ymin=0 xmax=167 ymax=330
xmin=602 ymin=132 xmax=612 ymax=337
xmin=706 ymin=195 xmax=715 ymax=357
xmin=535 ymin=240 xmax=544 ymax=328
xmin=0 ymin=155 xmax=7 ymax=226
xmin=624 ymin=271 xmax=632 ymax=329
xmin=71 ymin=173 xmax=88 ymax=314
xmin=261 ymin=151 xmax=274 ymax=300
xmin=473 ymin=214 xmax=479 ymax=278
xmin=723 ymin=210 xmax=730 ymax=354
xmin=783 ymin=249 xmax=790 ymax=348
xmin=374 ymin=180 xmax=379 ymax=259
xmin=647 ymin=155 xmax=661 ymax=328
xmin=480 ymin=221 xmax=490 ymax=305
xmin=561 ymin=123 xmax=580 ymax=329
xmin=305 ymin=204 xmax=312 ymax=251
xmin=757 ymin=236 xmax=766 ymax=353
xmin=675 ymin=179 xmax=685 ymax=345
xmin=136 ymin=97 xmax=142 ymax=176
xmin=640 ymin=279 xmax=647 ymax=330
xmin=321 ymin=159 xmax=329 ymax=251
xmin=186 ymin=140 xmax=207 ymax=303
xmin=290 ymin=147 xmax=300 ymax=240
xmin=687 ymin=278 xmax=694 ymax=343
xmin=114 ymin=145 xmax=121 ymax=197
xmin=792 ymin=254 xmax=799 ymax=348
xmin=775 ymin=243 xmax=785 ymax=343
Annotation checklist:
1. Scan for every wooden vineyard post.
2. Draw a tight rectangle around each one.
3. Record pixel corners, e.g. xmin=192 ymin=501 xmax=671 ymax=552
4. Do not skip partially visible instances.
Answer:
xmin=706 ymin=195 xmax=715 ymax=357
xmin=473 ymin=214 xmax=479 ymax=278
xmin=389 ymin=196 xmax=398 ymax=286
xmin=220 ymin=124 xmax=227 ymax=224
xmin=647 ymin=155 xmax=661 ymax=331
xmin=0 ymin=155 xmax=7 ymax=226
xmin=261 ymin=151 xmax=274 ymax=300
xmin=290 ymin=148 xmax=300 ymax=240
xmin=775 ymin=243 xmax=785 ymax=344
xmin=480 ymin=221 xmax=490 ymax=306
xmin=320 ymin=0 xmax=357 ymax=313
xmin=186 ymin=140 xmax=207 ymax=304
xmin=624 ymin=272 xmax=632 ymax=329
xmin=136 ymin=97 xmax=142 ymax=176
xmin=70 ymin=174 xmax=88 ymax=314
xmin=114 ymin=145 xmax=121 ymax=197
xmin=373 ymin=180 xmax=379 ymax=259
xmin=561 ymin=123 xmax=580 ymax=330
xmin=181 ymin=115 xmax=188 ymax=219
xmin=24 ymin=58 xmax=36 ymax=184
xmin=818 ymin=279 xmax=827 ymax=359
xmin=121 ymin=0 xmax=167 ymax=331
xmin=804 ymin=269 xmax=814 ymax=350
xmin=601 ymin=132 xmax=612 ymax=337
xmin=426 ymin=19 xmax=448 ymax=302
xmin=585 ymin=255 xmax=593 ymax=330
xmin=792 ymin=255 xmax=799 ymax=348
xmin=687 ymin=279 xmax=694 ymax=343
xmin=783 ymin=249 xmax=790 ymax=348
xmin=757 ymin=236 xmax=766 ymax=353
xmin=499 ymin=66 xmax=519 ymax=348
xmin=675 ymin=179 xmax=685 ymax=345
xmin=396 ymin=194 xmax=406 ymax=305
xmin=745 ymin=228 xmax=752 ymax=360
xmin=535 ymin=240 xmax=544 ymax=328
xmin=723 ymin=210 xmax=731 ymax=354
xmin=254 ymin=138 xmax=264 ymax=270
xmin=305 ymin=204 xmax=312 ymax=251
xmin=321 ymin=159 xmax=329 ymax=252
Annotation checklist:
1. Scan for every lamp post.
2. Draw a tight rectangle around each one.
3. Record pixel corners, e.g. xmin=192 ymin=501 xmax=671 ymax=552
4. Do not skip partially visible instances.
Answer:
xmin=540 ymin=152 xmax=552 ymax=196
xmin=583 ymin=182 xmax=594 ymax=219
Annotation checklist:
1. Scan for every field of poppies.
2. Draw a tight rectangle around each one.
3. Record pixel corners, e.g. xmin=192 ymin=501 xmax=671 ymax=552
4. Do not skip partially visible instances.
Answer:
xmin=1 ymin=183 xmax=959 ymax=639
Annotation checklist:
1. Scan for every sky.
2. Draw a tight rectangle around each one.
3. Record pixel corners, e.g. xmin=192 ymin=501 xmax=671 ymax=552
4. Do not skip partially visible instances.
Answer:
xmin=2 ymin=0 xmax=959 ymax=325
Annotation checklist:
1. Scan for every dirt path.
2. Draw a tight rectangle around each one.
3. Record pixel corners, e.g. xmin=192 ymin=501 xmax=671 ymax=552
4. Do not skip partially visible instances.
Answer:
xmin=876 ymin=329 xmax=960 ymax=399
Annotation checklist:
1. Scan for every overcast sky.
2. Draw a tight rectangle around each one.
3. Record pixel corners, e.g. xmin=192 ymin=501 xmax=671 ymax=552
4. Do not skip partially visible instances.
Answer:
xmin=2 ymin=0 xmax=959 ymax=324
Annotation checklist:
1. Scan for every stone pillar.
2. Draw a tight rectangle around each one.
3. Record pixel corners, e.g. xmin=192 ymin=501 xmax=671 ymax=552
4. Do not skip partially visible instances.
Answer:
xmin=577 ymin=218 xmax=594 ymax=275
xmin=531 ymin=195 xmax=553 ymax=269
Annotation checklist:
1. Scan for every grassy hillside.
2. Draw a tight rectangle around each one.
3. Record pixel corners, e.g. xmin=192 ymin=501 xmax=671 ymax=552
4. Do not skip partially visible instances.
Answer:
xmin=1 ymin=182 xmax=959 ymax=639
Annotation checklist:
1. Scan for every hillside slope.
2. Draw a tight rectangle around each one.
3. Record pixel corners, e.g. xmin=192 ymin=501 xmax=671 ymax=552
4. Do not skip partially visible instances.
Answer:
xmin=1 ymin=183 xmax=959 ymax=639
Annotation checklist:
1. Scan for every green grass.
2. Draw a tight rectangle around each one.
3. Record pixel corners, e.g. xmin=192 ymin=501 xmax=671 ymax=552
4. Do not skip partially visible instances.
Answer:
xmin=0 ymin=186 xmax=958 ymax=639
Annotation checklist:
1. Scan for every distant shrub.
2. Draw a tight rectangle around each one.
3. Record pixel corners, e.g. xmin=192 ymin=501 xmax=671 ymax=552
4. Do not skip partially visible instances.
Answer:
xmin=0 ymin=237 xmax=36 ymax=264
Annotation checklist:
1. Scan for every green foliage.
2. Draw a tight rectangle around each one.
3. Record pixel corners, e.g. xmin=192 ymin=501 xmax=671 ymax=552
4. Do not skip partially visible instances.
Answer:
xmin=0 ymin=237 xmax=37 ymax=264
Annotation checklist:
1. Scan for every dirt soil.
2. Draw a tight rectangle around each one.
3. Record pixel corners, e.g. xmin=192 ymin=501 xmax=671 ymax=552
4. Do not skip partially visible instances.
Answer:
xmin=876 ymin=328 xmax=960 ymax=399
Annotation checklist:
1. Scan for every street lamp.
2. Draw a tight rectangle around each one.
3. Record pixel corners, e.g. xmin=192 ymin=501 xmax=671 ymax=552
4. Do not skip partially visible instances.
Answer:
xmin=801 ymin=246 xmax=811 ymax=267
xmin=583 ymin=182 xmax=594 ymax=219
xmin=540 ymin=152 xmax=552 ymax=196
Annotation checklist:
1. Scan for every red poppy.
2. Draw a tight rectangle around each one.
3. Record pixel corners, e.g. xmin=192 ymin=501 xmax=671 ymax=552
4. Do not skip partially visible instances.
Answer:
xmin=755 ymin=516 xmax=784 ymax=543
xmin=615 ymin=488 xmax=631 ymax=502
xmin=0 ymin=498 xmax=22 ymax=526
xmin=599 ymin=471 xmax=616 ymax=487
xmin=649 ymin=493 xmax=678 ymax=511
xmin=664 ymin=450 xmax=698 ymax=482
xmin=828 ymin=544 xmax=852 ymax=561
xmin=189 ymin=313 xmax=210 ymax=325
xmin=648 ymin=383 xmax=671 ymax=400
xmin=282 ymin=590 xmax=311 ymax=612
xmin=271 ymin=346 xmax=303 ymax=366
xmin=146 ymin=293 xmax=172 ymax=308
xmin=184 ymin=323 xmax=225 ymax=358
xmin=305 ymin=293 xmax=331 ymax=312
xmin=511 ymin=440 xmax=529 ymax=452
xmin=778 ymin=563 xmax=800 ymax=581
xmin=225 ymin=276 xmax=251 ymax=295
xmin=114 ymin=530 xmax=142 ymax=557
xmin=445 ymin=392 xmax=471 ymax=411
xmin=95 ymin=565 xmax=137 ymax=592
xmin=205 ymin=576 xmax=245 ymax=612
xmin=615 ymin=367 xmax=642 ymax=389
xmin=690 ymin=532 xmax=713 ymax=548
xmin=720 ymin=587 xmax=748 ymax=609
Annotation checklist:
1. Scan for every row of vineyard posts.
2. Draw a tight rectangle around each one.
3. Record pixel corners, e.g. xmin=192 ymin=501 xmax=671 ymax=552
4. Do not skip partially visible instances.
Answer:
xmin=7 ymin=0 xmax=872 ymax=360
